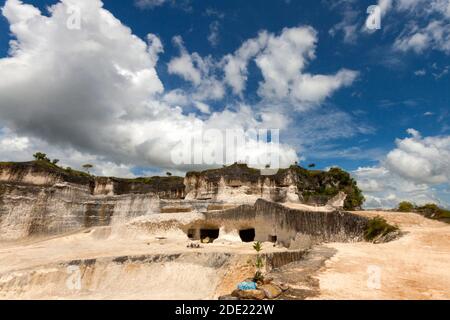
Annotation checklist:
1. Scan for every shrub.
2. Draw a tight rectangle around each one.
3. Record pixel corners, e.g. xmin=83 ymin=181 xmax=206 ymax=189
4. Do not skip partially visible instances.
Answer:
xmin=33 ymin=152 xmax=50 ymax=162
xmin=364 ymin=216 xmax=398 ymax=241
xmin=416 ymin=203 xmax=450 ymax=219
xmin=398 ymin=201 xmax=415 ymax=212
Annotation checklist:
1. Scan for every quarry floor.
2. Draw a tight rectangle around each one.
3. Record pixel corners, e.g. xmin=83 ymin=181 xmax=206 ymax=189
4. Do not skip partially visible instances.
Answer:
xmin=312 ymin=210 xmax=450 ymax=300
xmin=0 ymin=210 xmax=449 ymax=299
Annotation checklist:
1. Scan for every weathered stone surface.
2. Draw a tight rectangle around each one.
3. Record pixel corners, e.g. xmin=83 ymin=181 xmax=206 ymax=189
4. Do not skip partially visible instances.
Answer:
xmin=201 ymin=199 xmax=370 ymax=246
xmin=273 ymin=282 xmax=289 ymax=292
xmin=218 ymin=295 xmax=239 ymax=300
xmin=0 ymin=181 xmax=159 ymax=240
xmin=259 ymin=284 xmax=282 ymax=299
xmin=234 ymin=289 xmax=265 ymax=300
xmin=184 ymin=164 xmax=364 ymax=210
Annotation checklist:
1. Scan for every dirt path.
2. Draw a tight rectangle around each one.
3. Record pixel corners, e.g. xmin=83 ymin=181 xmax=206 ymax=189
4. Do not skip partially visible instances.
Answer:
xmin=268 ymin=246 xmax=336 ymax=299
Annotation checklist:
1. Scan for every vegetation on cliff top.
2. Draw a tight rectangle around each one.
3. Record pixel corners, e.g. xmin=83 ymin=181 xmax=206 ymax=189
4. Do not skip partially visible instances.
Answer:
xmin=1 ymin=158 xmax=364 ymax=208
xmin=397 ymin=201 xmax=450 ymax=221
xmin=0 ymin=160 xmax=92 ymax=185
xmin=186 ymin=163 xmax=365 ymax=210
xmin=0 ymin=159 xmax=184 ymax=193
xmin=289 ymin=165 xmax=365 ymax=210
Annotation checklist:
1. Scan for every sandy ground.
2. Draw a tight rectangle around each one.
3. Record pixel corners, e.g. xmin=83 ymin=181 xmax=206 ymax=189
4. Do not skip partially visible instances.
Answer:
xmin=0 ymin=228 xmax=286 ymax=300
xmin=0 ymin=227 xmax=286 ymax=276
xmin=1 ymin=210 xmax=449 ymax=299
xmin=313 ymin=211 xmax=450 ymax=300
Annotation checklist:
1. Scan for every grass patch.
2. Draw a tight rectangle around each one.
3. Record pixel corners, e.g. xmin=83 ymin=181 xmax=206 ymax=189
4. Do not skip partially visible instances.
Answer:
xmin=364 ymin=216 xmax=399 ymax=241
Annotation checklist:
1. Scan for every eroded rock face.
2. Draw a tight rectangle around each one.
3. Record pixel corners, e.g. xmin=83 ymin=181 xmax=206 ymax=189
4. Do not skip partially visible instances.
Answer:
xmin=199 ymin=199 xmax=369 ymax=246
xmin=0 ymin=161 xmax=365 ymax=241
xmin=93 ymin=177 xmax=185 ymax=199
xmin=0 ymin=162 xmax=187 ymax=240
xmin=184 ymin=165 xmax=299 ymax=203
xmin=0 ymin=181 xmax=159 ymax=241
xmin=184 ymin=164 xmax=363 ymax=209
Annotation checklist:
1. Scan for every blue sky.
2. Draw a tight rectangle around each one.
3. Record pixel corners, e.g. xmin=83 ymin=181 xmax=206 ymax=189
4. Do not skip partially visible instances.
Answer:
xmin=0 ymin=0 xmax=449 ymax=208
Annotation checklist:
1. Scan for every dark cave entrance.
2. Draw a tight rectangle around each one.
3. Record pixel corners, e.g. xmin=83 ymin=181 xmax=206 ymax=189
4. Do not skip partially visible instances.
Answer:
xmin=200 ymin=229 xmax=219 ymax=242
xmin=187 ymin=229 xmax=196 ymax=239
xmin=239 ymin=228 xmax=256 ymax=242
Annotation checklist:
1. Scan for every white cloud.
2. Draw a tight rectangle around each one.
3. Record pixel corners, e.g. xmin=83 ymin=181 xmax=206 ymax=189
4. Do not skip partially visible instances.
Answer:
xmin=222 ymin=27 xmax=358 ymax=109
xmin=135 ymin=0 xmax=167 ymax=9
xmin=134 ymin=0 xmax=191 ymax=11
xmin=330 ymin=0 xmax=450 ymax=56
xmin=168 ymin=36 xmax=225 ymax=101
xmin=222 ymin=31 xmax=269 ymax=96
xmin=194 ymin=101 xmax=210 ymax=114
xmin=392 ymin=1 xmax=450 ymax=54
xmin=0 ymin=0 xmax=297 ymax=174
xmin=207 ymin=21 xmax=220 ymax=47
xmin=414 ymin=68 xmax=427 ymax=76
xmin=354 ymin=129 xmax=450 ymax=208
xmin=385 ymin=129 xmax=450 ymax=184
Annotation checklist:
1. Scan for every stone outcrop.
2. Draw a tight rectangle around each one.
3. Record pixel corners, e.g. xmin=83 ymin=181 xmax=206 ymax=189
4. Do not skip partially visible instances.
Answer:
xmin=184 ymin=163 xmax=364 ymax=209
xmin=0 ymin=181 xmax=159 ymax=240
xmin=0 ymin=162 xmax=176 ymax=240
xmin=195 ymin=199 xmax=370 ymax=247
xmin=0 ymin=161 xmax=185 ymax=199
xmin=0 ymin=161 xmax=365 ymax=241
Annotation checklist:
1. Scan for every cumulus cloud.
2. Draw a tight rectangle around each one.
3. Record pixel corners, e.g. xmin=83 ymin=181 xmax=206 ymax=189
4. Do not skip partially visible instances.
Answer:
xmin=354 ymin=129 xmax=450 ymax=208
xmin=0 ymin=0 xmax=297 ymax=173
xmin=222 ymin=27 xmax=358 ymax=109
xmin=385 ymin=129 xmax=450 ymax=184
xmin=222 ymin=31 xmax=269 ymax=96
xmin=168 ymin=36 xmax=225 ymax=101
xmin=168 ymin=27 xmax=358 ymax=109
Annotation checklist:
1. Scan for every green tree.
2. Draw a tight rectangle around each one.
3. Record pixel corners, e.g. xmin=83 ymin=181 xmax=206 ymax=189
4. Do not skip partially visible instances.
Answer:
xmin=52 ymin=159 xmax=60 ymax=165
xmin=82 ymin=164 xmax=94 ymax=174
xmin=33 ymin=152 xmax=50 ymax=162
xmin=398 ymin=201 xmax=415 ymax=212
xmin=166 ymin=172 xmax=172 ymax=177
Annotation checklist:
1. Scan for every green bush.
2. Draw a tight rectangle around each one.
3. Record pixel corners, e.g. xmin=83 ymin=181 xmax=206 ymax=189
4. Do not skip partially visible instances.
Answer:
xmin=364 ymin=216 xmax=399 ymax=241
xmin=398 ymin=201 xmax=415 ymax=212
xmin=416 ymin=203 xmax=450 ymax=219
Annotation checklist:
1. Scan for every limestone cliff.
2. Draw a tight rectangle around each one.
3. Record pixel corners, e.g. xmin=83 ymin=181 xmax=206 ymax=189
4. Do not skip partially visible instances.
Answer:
xmin=0 ymin=162 xmax=180 ymax=240
xmin=0 ymin=161 xmax=364 ymax=240
xmin=184 ymin=163 xmax=364 ymax=209
xmin=193 ymin=199 xmax=369 ymax=247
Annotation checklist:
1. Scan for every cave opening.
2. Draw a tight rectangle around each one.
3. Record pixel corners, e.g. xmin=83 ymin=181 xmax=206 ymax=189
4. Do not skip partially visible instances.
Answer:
xmin=187 ymin=229 xmax=196 ymax=239
xmin=239 ymin=228 xmax=256 ymax=242
xmin=200 ymin=229 xmax=219 ymax=241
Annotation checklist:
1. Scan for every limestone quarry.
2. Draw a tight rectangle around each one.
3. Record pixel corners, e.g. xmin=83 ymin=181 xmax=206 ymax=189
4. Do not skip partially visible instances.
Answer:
xmin=0 ymin=161 xmax=449 ymax=300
